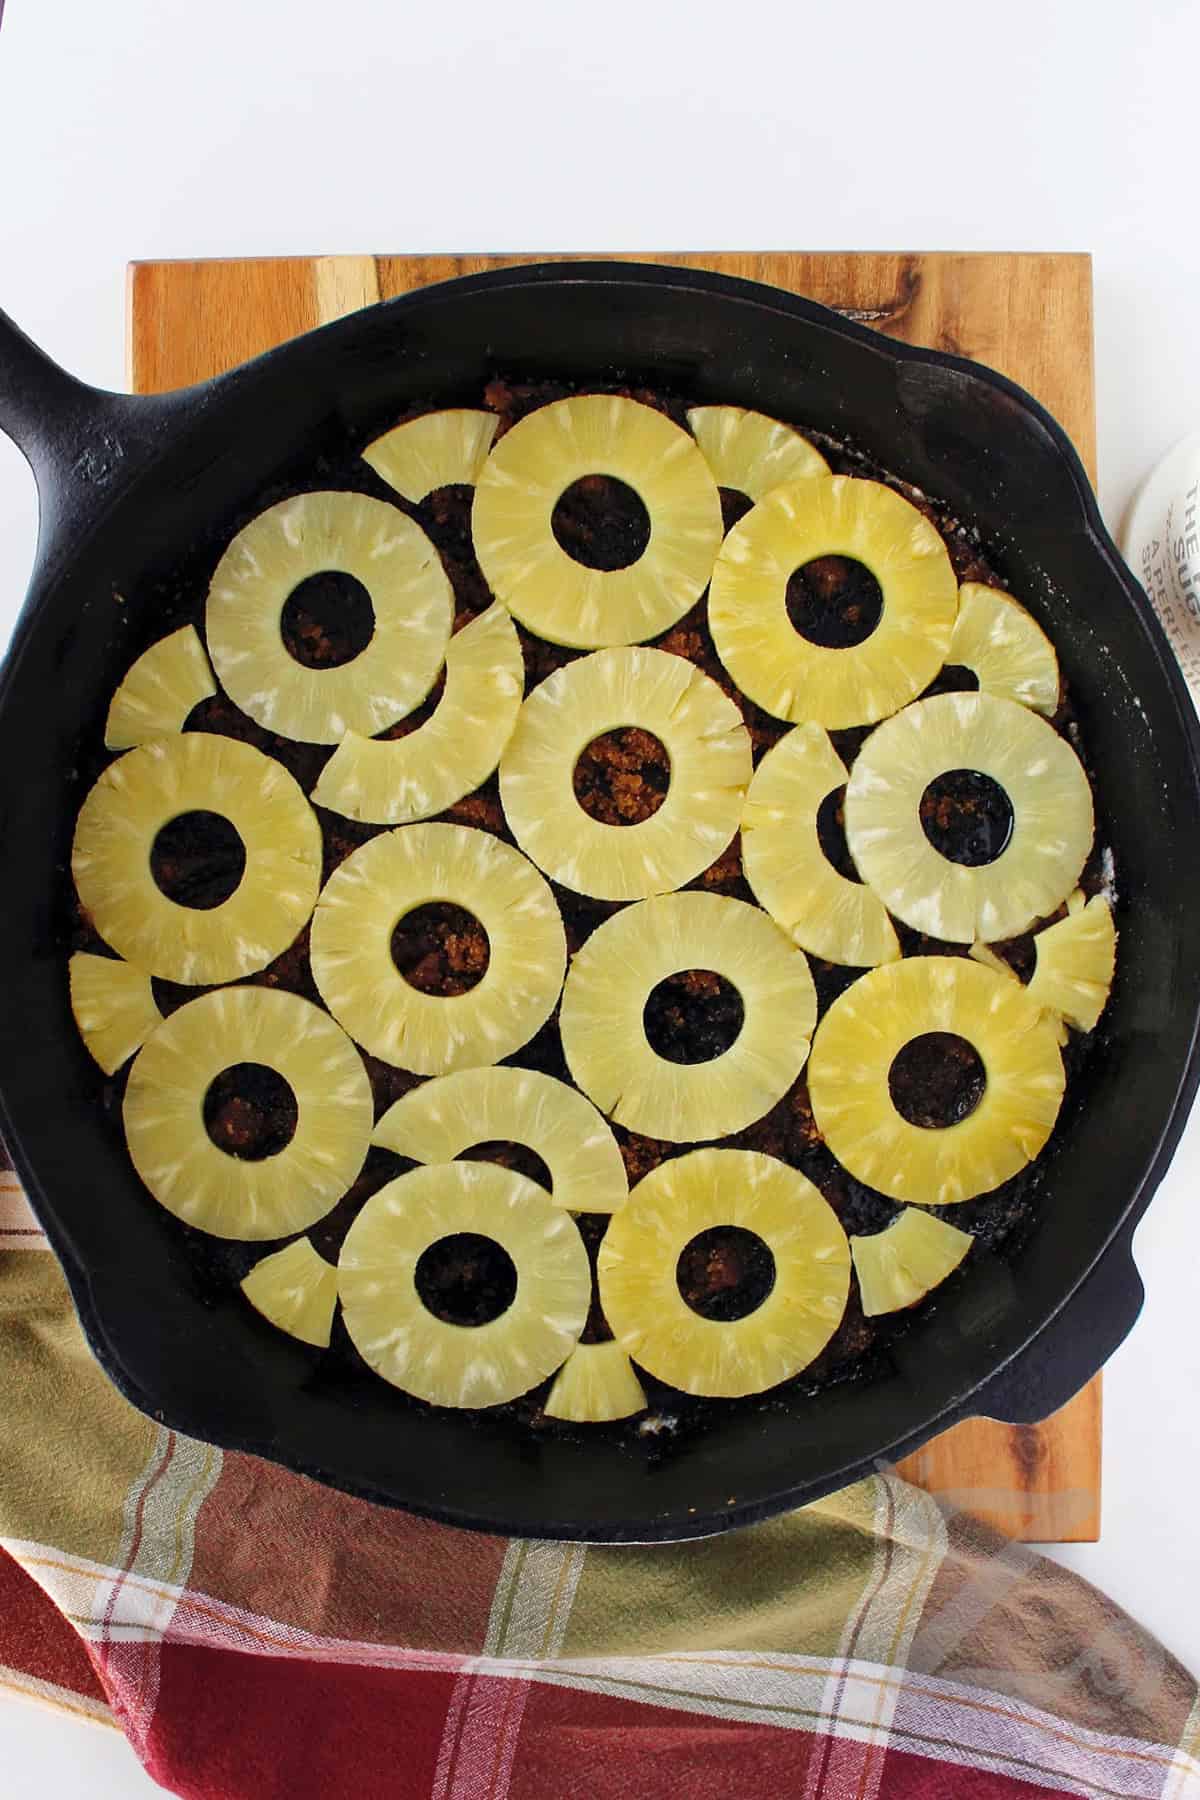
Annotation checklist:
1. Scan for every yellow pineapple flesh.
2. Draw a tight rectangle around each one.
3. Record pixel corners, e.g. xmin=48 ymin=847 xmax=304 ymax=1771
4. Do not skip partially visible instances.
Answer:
xmin=124 ymin=987 xmax=373 ymax=1240
xmin=68 ymin=952 xmax=161 ymax=1075
xmin=337 ymin=1161 xmax=591 ymax=1407
xmin=597 ymin=1148 xmax=850 ymax=1397
xmin=310 ymin=822 xmax=566 ymax=1075
xmin=499 ymin=646 xmax=752 ymax=901
xmin=708 ymin=476 xmax=958 ymax=728
xmin=364 ymin=409 xmax=498 ymax=502
xmin=373 ymin=1065 xmax=627 ymax=1214
xmin=1027 ymin=893 xmax=1116 ymax=1032
xmin=949 ymin=582 xmax=1059 ymax=715
xmin=472 ymin=394 xmax=723 ymax=647
xmin=544 ymin=1341 xmax=648 ymax=1422
xmin=808 ymin=957 xmax=1065 ymax=1205
xmin=207 ymin=491 xmax=452 ymax=744
xmin=741 ymin=722 xmax=900 ymax=967
xmin=241 ymin=1239 xmax=338 ymax=1347
xmin=686 ymin=405 xmax=829 ymax=500
xmin=560 ymin=891 xmax=816 ymax=1142
xmin=104 ymin=625 xmax=215 ymax=750
xmin=851 ymin=1208 xmax=973 ymax=1317
xmin=844 ymin=692 xmax=1094 ymax=942
xmin=72 ymin=733 xmax=322 ymax=984
xmin=313 ymin=603 xmax=523 ymax=825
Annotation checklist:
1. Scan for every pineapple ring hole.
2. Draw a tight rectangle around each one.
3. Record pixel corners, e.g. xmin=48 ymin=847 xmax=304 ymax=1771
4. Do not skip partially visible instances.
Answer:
xmin=919 ymin=769 xmax=1014 ymax=867
xmin=573 ymin=727 xmax=672 ymax=826
xmin=414 ymin=1232 xmax=518 ymax=1327
xmin=390 ymin=902 xmax=491 ymax=996
xmin=456 ymin=1142 xmax=554 ymax=1194
xmin=676 ymin=1226 xmax=776 ymax=1322
xmin=888 ymin=1032 xmax=987 ymax=1130
xmin=815 ymin=785 xmax=862 ymax=884
xmin=786 ymin=556 xmax=884 ymax=649
xmin=643 ymin=970 xmax=745 ymax=1065
xmin=150 ymin=810 xmax=247 ymax=910
xmin=202 ymin=1062 xmax=299 ymax=1161
xmin=551 ymin=475 xmax=652 ymax=571
xmin=280 ymin=570 xmax=376 ymax=669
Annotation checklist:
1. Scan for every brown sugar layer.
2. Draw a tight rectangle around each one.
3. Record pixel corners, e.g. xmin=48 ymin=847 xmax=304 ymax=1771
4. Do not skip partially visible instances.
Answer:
xmin=573 ymin=726 xmax=671 ymax=826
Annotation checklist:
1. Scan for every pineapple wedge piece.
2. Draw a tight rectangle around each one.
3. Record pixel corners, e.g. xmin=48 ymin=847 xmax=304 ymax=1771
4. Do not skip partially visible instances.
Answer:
xmin=499 ymin=647 xmax=751 ymax=901
xmin=310 ymin=822 xmax=565 ymax=1075
xmin=207 ymin=491 xmax=452 ymax=744
xmin=709 ymin=476 xmax=957 ymax=728
xmin=364 ymin=409 xmax=499 ymax=502
xmin=545 ymin=1342 xmax=648 ymax=1422
xmin=948 ymin=583 xmax=1059 ymax=715
xmin=338 ymin=1161 xmax=590 ymax=1407
xmin=124 ymin=987 xmax=373 ymax=1240
xmin=851 ymin=1208 xmax=973 ymax=1317
xmin=373 ymin=1065 xmax=627 ymax=1214
xmin=687 ymin=405 xmax=829 ymax=500
xmin=68 ymin=952 xmax=161 ymax=1075
xmin=741 ymin=723 xmax=900 ymax=967
xmin=72 ymin=734 xmax=321 ymax=984
xmin=598 ymin=1148 xmax=850 ymax=1397
xmin=472 ymin=394 xmax=723 ymax=648
xmin=312 ymin=604 xmax=524 ymax=825
xmin=560 ymin=891 xmax=817 ymax=1142
xmin=1027 ymin=894 xmax=1116 ymax=1032
xmin=808 ymin=958 xmax=1064 ymax=1205
xmin=241 ymin=1239 xmax=338 ymax=1347
xmin=104 ymin=626 xmax=215 ymax=750
xmin=844 ymin=692 xmax=1093 ymax=942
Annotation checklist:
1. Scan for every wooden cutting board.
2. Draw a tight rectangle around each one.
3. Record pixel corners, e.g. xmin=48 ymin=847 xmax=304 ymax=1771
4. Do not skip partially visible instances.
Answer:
xmin=128 ymin=250 xmax=1102 ymax=1543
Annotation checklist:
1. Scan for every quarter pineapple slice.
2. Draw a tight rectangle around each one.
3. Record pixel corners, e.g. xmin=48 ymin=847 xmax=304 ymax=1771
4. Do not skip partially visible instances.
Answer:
xmin=72 ymin=734 xmax=322 ymax=984
xmin=310 ymin=822 xmax=566 ymax=1074
xmin=124 ymin=987 xmax=373 ymax=1239
xmin=207 ymin=491 xmax=453 ymax=744
xmin=373 ymin=1065 xmax=628 ymax=1214
xmin=338 ymin=1161 xmax=591 ymax=1407
xmin=708 ymin=476 xmax=958 ymax=728
xmin=472 ymin=394 xmax=723 ymax=647
xmin=687 ymin=405 xmax=829 ymax=500
xmin=364 ymin=409 xmax=499 ymax=502
xmin=845 ymin=693 xmax=1093 ymax=942
xmin=560 ymin=891 xmax=817 ymax=1142
xmin=241 ymin=1239 xmax=338 ymax=1347
xmin=68 ymin=952 xmax=161 ymax=1075
xmin=312 ymin=604 xmax=524 ymax=825
xmin=851 ymin=1208 xmax=973 ymax=1317
xmin=948 ymin=583 xmax=1059 ymax=715
xmin=741 ymin=723 xmax=900 ymax=967
xmin=104 ymin=626 xmax=216 ymax=750
xmin=597 ymin=1148 xmax=850 ymax=1397
xmin=544 ymin=1342 xmax=648 ymax=1422
xmin=1027 ymin=893 xmax=1116 ymax=1032
xmin=499 ymin=647 xmax=752 ymax=901
xmin=808 ymin=958 xmax=1065 ymax=1205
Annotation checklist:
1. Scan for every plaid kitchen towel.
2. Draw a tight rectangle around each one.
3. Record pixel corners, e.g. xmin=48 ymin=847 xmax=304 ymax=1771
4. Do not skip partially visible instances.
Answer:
xmin=1 ymin=1156 xmax=1198 ymax=1800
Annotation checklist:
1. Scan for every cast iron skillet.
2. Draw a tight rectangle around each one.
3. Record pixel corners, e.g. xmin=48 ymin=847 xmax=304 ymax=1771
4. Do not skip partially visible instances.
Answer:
xmin=0 ymin=262 xmax=1198 ymax=1542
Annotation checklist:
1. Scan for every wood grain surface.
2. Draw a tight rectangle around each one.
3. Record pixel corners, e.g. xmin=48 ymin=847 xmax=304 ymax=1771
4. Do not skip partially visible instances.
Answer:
xmin=128 ymin=249 xmax=1101 ymax=1542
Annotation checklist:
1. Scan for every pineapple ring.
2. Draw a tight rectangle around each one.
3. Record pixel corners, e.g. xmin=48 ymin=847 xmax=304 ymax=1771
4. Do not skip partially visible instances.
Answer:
xmin=372 ymin=1066 xmax=628 ymax=1214
xmin=124 ymin=987 xmax=374 ymax=1240
xmin=742 ymin=723 xmax=900 ymax=967
xmin=851 ymin=1208 xmax=973 ymax=1318
xmin=472 ymin=394 xmax=724 ymax=648
xmin=1027 ymin=893 xmax=1116 ymax=1032
xmin=312 ymin=604 xmax=524 ymax=825
xmin=499 ymin=647 xmax=752 ymax=902
xmin=844 ymin=692 xmax=1094 ymax=943
xmin=364 ymin=408 xmax=499 ymax=502
xmin=69 ymin=952 xmax=162 ymax=1076
xmin=687 ymin=405 xmax=829 ymax=501
xmin=310 ymin=823 xmax=566 ymax=1076
xmin=206 ymin=491 xmax=453 ymax=745
xmin=808 ymin=957 xmax=1065 ymax=1206
xmin=104 ymin=625 xmax=216 ymax=750
xmin=560 ymin=891 xmax=817 ymax=1143
xmin=948 ymin=583 xmax=1060 ymax=716
xmin=241 ymin=1240 xmax=339 ymax=1347
xmin=708 ymin=476 xmax=958 ymax=729
xmin=597 ymin=1148 xmax=851 ymax=1397
xmin=72 ymin=734 xmax=322 ymax=985
xmin=544 ymin=1342 xmax=648 ymax=1422
xmin=338 ymin=1162 xmax=591 ymax=1407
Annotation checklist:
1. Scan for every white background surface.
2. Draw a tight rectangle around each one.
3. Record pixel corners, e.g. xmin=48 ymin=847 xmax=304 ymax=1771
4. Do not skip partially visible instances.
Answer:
xmin=2 ymin=0 xmax=1200 ymax=1791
